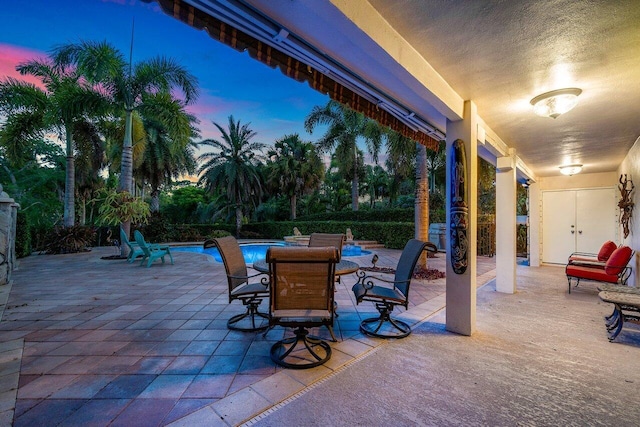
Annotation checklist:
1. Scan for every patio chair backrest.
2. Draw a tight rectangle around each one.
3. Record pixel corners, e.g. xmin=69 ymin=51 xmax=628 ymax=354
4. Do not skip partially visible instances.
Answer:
xmin=604 ymin=246 xmax=633 ymax=276
xmin=133 ymin=230 xmax=151 ymax=255
xmin=394 ymin=239 xmax=438 ymax=297
xmin=308 ymin=233 xmax=345 ymax=262
xmin=267 ymin=246 xmax=337 ymax=314
xmin=205 ymin=236 xmax=248 ymax=291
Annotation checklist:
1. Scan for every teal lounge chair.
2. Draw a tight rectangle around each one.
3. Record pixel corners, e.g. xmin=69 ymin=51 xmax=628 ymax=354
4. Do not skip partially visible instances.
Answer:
xmin=120 ymin=228 xmax=144 ymax=263
xmin=134 ymin=230 xmax=173 ymax=268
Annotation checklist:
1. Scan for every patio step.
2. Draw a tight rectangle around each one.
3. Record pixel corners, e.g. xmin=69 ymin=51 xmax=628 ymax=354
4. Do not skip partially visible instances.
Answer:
xmin=352 ymin=240 xmax=385 ymax=249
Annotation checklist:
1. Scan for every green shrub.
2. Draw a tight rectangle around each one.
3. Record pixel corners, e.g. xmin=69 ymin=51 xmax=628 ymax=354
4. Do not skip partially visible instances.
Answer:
xmin=242 ymin=221 xmax=414 ymax=249
xmin=207 ymin=229 xmax=232 ymax=239
xmin=16 ymin=211 xmax=31 ymax=258
xmin=43 ymin=226 xmax=96 ymax=254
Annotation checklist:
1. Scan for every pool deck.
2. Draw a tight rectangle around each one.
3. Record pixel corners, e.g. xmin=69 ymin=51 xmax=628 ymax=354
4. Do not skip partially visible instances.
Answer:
xmin=0 ymin=245 xmax=495 ymax=426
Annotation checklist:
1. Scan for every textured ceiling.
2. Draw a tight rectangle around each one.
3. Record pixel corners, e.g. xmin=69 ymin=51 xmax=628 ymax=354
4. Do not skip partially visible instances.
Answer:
xmin=366 ymin=0 xmax=640 ymax=176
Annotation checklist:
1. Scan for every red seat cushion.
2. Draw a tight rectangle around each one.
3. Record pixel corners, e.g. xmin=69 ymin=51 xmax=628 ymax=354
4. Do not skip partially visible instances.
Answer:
xmin=597 ymin=241 xmax=618 ymax=262
xmin=604 ymin=246 xmax=633 ymax=276
xmin=566 ymin=265 xmax=620 ymax=283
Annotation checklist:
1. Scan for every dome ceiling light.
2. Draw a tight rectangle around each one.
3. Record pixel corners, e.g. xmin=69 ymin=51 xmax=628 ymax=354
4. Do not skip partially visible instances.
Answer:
xmin=559 ymin=164 xmax=583 ymax=176
xmin=530 ymin=88 xmax=582 ymax=119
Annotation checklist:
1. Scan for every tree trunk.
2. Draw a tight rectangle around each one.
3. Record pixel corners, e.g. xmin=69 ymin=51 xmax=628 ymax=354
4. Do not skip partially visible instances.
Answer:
xmin=235 ymin=206 xmax=243 ymax=237
xmin=290 ymin=194 xmax=297 ymax=220
xmin=351 ymin=175 xmax=359 ymax=211
xmin=150 ymin=188 xmax=160 ymax=213
xmin=63 ymin=127 xmax=75 ymax=228
xmin=119 ymin=109 xmax=134 ymax=194
xmin=118 ymin=109 xmax=134 ymax=257
xmin=415 ymin=143 xmax=430 ymax=268
xmin=79 ymin=197 xmax=86 ymax=226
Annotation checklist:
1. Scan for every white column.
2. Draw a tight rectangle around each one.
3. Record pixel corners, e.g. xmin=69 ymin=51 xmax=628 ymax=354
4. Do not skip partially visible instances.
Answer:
xmin=495 ymin=152 xmax=517 ymax=293
xmin=445 ymin=100 xmax=477 ymax=336
xmin=528 ymin=182 xmax=541 ymax=267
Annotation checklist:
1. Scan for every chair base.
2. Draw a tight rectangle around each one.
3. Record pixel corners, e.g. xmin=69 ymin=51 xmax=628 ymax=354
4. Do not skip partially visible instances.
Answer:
xmin=228 ymin=299 xmax=269 ymax=332
xmin=360 ymin=314 xmax=411 ymax=338
xmin=270 ymin=327 xmax=332 ymax=369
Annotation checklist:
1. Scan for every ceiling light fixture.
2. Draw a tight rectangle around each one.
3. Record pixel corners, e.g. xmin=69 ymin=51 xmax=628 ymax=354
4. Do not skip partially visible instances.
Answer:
xmin=559 ymin=164 xmax=583 ymax=176
xmin=530 ymin=88 xmax=582 ymax=118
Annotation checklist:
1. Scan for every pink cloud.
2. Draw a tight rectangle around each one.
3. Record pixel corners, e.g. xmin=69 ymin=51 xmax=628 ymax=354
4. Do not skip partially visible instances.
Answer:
xmin=0 ymin=43 xmax=46 ymax=88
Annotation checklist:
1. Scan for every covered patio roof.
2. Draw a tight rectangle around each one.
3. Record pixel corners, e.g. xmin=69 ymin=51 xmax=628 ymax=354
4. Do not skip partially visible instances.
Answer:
xmin=155 ymin=0 xmax=640 ymax=179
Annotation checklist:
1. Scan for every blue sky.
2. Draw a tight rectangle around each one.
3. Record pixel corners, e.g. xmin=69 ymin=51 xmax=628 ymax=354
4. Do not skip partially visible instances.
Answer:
xmin=0 ymin=0 xmax=330 ymax=149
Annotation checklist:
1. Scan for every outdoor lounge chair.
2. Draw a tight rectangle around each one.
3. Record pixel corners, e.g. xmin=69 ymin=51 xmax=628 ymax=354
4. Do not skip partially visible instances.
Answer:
xmin=568 ymin=240 xmax=618 ymax=266
xmin=120 ymin=227 xmax=144 ymax=263
xmin=565 ymin=245 xmax=634 ymax=293
xmin=205 ymin=236 xmax=269 ymax=332
xmin=266 ymin=246 xmax=338 ymax=369
xmin=352 ymin=239 xmax=437 ymax=338
xmin=133 ymin=230 xmax=173 ymax=268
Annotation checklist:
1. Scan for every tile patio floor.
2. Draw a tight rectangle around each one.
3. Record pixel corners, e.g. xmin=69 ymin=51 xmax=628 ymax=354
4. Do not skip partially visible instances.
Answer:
xmin=0 ymin=245 xmax=496 ymax=426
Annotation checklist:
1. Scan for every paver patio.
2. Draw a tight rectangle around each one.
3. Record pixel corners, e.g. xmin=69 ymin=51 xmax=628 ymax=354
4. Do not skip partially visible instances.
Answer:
xmin=0 ymin=245 xmax=496 ymax=426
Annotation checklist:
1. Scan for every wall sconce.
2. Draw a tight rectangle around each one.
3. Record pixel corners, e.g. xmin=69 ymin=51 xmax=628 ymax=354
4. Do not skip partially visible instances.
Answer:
xmin=559 ymin=164 xmax=583 ymax=176
xmin=530 ymin=88 xmax=582 ymax=118
xmin=618 ymin=174 xmax=634 ymax=239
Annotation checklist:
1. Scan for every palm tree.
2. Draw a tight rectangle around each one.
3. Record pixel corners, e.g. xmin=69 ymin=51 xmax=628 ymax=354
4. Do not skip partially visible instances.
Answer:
xmin=53 ymin=41 xmax=199 ymax=237
xmin=135 ymin=93 xmax=199 ymax=212
xmin=198 ymin=116 xmax=266 ymax=236
xmin=0 ymin=57 xmax=109 ymax=227
xmin=385 ymin=130 xmax=438 ymax=267
xmin=305 ymin=100 xmax=384 ymax=211
xmin=265 ymin=134 xmax=324 ymax=220
xmin=363 ymin=164 xmax=389 ymax=208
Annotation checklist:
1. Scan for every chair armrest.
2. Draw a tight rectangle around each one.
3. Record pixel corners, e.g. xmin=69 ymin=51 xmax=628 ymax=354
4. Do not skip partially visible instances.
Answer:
xmin=354 ymin=270 xmax=406 ymax=290
xmin=229 ymin=272 xmax=269 ymax=282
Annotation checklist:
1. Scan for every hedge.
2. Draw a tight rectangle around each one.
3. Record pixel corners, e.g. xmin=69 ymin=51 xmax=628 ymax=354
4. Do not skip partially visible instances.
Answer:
xmin=16 ymin=211 xmax=31 ymax=258
xmin=242 ymin=221 xmax=414 ymax=249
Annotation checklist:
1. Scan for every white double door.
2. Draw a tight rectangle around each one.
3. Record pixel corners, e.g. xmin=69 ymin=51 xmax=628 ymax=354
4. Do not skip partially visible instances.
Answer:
xmin=542 ymin=188 xmax=617 ymax=264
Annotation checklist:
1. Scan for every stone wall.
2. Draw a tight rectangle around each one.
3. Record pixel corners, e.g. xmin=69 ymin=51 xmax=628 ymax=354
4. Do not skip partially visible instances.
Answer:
xmin=0 ymin=186 xmax=18 ymax=285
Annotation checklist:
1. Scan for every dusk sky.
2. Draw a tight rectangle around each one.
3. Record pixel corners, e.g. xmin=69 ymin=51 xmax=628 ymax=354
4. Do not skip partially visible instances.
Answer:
xmin=0 ymin=0 xmax=331 ymax=153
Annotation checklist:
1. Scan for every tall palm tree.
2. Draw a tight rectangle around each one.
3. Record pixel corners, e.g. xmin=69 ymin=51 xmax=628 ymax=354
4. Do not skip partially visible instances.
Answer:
xmin=385 ymin=130 xmax=438 ymax=267
xmin=135 ymin=93 xmax=199 ymax=212
xmin=265 ymin=134 xmax=324 ymax=220
xmin=305 ymin=100 xmax=384 ymax=211
xmin=363 ymin=164 xmax=389 ymax=208
xmin=0 ymin=58 xmax=109 ymax=227
xmin=53 ymin=41 xmax=199 ymax=238
xmin=198 ymin=116 xmax=266 ymax=236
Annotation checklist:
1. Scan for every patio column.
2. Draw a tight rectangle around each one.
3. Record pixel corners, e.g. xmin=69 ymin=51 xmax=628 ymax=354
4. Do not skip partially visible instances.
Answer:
xmin=528 ymin=182 xmax=541 ymax=267
xmin=496 ymin=151 xmax=517 ymax=293
xmin=445 ymin=100 xmax=477 ymax=336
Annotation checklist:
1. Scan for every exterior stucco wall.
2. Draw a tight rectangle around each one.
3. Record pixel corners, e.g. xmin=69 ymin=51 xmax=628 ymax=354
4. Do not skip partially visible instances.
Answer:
xmin=617 ymin=136 xmax=640 ymax=287
xmin=538 ymin=172 xmax=618 ymax=191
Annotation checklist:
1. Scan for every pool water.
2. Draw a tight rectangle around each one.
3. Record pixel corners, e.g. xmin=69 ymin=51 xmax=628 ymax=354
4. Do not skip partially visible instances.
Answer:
xmin=172 ymin=243 xmax=285 ymax=264
xmin=172 ymin=242 xmax=371 ymax=263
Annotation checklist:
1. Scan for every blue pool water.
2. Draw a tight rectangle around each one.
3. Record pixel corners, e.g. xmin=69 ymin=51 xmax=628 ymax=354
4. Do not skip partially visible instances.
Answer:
xmin=173 ymin=242 xmax=370 ymax=263
xmin=172 ymin=243 xmax=285 ymax=264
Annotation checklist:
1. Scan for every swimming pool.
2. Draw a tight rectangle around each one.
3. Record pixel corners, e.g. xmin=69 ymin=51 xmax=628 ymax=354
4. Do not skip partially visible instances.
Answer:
xmin=172 ymin=242 xmax=371 ymax=263
xmin=172 ymin=243 xmax=285 ymax=264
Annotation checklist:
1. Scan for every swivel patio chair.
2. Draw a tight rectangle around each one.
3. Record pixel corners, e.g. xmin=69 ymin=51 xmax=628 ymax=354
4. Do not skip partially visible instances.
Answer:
xmin=308 ymin=233 xmax=345 ymax=261
xmin=267 ymin=246 xmax=338 ymax=369
xmin=205 ymin=236 xmax=269 ymax=332
xmin=120 ymin=227 xmax=144 ymax=263
xmin=352 ymin=239 xmax=437 ymax=338
xmin=134 ymin=230 xmax=173 ymax=268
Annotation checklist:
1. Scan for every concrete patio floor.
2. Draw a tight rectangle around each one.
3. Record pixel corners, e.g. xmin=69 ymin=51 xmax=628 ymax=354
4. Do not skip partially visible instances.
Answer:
xmin=0 ymin=245 xmax=496 ymax=426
